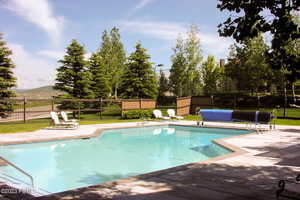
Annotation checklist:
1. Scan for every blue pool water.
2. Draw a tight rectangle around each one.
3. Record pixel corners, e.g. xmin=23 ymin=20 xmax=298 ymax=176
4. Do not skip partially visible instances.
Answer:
xmin=0 ymin=125 xmax=251 ymax=193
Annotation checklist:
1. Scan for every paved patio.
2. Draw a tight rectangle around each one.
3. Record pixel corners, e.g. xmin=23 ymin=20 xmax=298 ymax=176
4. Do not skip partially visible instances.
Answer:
xmin=0 ymin=121 xmax=300 ymax=199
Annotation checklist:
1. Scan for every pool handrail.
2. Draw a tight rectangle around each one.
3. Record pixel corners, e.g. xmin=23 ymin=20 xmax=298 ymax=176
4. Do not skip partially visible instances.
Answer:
xmin=0 ymin=156 xmax=34 ymax=188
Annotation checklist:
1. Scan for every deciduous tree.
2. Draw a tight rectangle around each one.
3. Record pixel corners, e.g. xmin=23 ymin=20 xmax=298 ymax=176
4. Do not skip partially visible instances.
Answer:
xmin=98 ymin=28 xmax=126 ymax=98
xmin=225 ymin=35 xmax=273 ymax=93
xmin=202 ymin=55 xmax=222 ymax=95
xmin=158 ymin=69 xmax=169 ymax=97
xmin=169 ymin=36 xmax=186 ymax=97
xmin=217 ymin=0 xmax=300 ymax=81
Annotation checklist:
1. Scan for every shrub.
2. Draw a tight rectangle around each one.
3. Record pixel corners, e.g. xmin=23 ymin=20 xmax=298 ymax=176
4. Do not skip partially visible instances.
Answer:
xmin=122 ymin=109 xmax=153 ymax=119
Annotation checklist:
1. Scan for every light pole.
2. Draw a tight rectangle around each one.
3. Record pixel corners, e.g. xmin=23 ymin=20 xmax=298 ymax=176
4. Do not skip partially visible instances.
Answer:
xmin=154 ymin=64 xmax=163 ymax=74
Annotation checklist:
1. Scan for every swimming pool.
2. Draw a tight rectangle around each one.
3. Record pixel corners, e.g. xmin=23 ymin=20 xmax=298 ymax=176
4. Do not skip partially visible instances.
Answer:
xmin=0 ymin=125 xmax=252 ymax=194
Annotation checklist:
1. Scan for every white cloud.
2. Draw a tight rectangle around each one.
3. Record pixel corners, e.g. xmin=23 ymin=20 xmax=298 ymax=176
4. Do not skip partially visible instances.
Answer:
xmin=7 ymin=43 xmax=57 ymax=89
xmin=37 ymin=50 xmax=92 ymax=60
xmin=4 ymin=0 xmax=65 ymax=45
xmin=127 ymin=0 xmax=156 ymax=18
xmin=37 ymin=50 xmax=64 ymax=60
xmin=118 ymin=20 xmax=233 ymax=59
xmin=119 ymin=20 xmax=186 ymax=40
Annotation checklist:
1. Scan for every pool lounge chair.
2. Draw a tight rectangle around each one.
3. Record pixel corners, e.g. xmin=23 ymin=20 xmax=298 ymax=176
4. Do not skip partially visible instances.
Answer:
xmin=167 ymin=109 xmax=184 ymax=119
xmin=50 ymin=112 xmax=79 ymax=129
xmin=153 ymin=109 xmax=170 ymax=120
xmin=60 ymin=111 xmax=78 ymax=122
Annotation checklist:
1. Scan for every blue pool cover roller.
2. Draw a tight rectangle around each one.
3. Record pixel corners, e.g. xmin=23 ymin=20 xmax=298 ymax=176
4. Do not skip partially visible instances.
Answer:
xmin=199 ymin=109 xmax=272 ymax=123
xmin=199 ymin=109 xmax=233 ymax=121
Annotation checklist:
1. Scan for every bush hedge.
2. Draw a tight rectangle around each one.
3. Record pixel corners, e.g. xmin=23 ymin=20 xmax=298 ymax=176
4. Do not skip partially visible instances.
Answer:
xmin=122 ymin=109 xmax=153 ymax=119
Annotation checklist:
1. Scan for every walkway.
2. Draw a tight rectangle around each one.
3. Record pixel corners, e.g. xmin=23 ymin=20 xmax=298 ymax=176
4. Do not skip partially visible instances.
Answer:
xmin=0 ymin=121 xmax=299 ymax=199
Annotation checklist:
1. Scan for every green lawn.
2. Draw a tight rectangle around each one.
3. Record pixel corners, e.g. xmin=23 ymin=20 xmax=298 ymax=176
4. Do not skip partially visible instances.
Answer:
xmin=183 ymin=114 xmax=300 ymax=126
xmin=0 ymin=112 xmax=299 ymax=134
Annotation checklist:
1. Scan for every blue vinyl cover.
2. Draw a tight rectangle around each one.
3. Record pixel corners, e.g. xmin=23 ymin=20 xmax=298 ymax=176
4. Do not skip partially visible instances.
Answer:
xmin=199 ymin=109 xmax=233 ymax=121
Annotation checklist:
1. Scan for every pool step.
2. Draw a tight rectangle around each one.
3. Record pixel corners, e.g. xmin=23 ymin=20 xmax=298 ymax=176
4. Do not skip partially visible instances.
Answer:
xmin=0 ymin=173 xmax=50 ymax=197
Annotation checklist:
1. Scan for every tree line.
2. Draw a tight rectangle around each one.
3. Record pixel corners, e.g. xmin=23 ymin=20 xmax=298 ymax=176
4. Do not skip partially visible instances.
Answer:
xmin=0 ymin=0 xmax=299 ymax=113
xmin=55 ymin=27 xmax=157 ymax=99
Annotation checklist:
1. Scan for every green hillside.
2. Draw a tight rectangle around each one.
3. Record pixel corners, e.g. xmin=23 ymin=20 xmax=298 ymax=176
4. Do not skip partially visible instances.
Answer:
xmin=14 ymin=86 xmax=65 ymax=99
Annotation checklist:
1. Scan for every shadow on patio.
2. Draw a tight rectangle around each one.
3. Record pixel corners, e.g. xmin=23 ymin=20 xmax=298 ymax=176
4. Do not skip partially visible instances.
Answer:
xmin=31 ymin=161 xmax=300 ymax=200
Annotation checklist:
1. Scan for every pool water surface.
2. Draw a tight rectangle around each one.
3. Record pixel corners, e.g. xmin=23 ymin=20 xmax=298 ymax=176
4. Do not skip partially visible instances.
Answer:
xmin=0 ymin=125 xmax=252 ymax=193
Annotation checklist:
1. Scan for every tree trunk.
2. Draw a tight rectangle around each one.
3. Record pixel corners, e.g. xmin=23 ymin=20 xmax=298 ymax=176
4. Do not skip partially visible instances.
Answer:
xmin=114 ymin=84 xmax=118 ymax=99
xmin=292 ymin=84 xmax=296 ymax=103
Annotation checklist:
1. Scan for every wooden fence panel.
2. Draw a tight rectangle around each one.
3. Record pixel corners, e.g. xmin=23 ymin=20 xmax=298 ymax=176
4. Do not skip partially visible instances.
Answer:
xmin=176 ymin=97 xmax=191 ymax=116
xmin=191 ymin=96 xmax=214 ymax=114
xmin=121 ymin=99 xmax=156 ymax=112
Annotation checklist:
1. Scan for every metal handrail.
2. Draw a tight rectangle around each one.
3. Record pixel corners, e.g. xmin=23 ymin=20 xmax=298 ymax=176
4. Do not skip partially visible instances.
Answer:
xmin=0 ymin=156 xmax=34 ymax=188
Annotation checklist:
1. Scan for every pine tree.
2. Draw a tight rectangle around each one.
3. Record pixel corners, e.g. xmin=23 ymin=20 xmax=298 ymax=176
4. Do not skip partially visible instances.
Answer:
xmin=0 ymin=33 xmax=17 ymax=117
xmin=89 ymin=53 xmax=110 ymax=98
xmin=169 ymin=36 xmax=186 ymax=97
xmin=158 ymin=69 xmax=169 ymax=96
xmin=119 ymin=42 xmax=158 ymax=99
xmin=55 ymin=40 xmax=93 ymax=98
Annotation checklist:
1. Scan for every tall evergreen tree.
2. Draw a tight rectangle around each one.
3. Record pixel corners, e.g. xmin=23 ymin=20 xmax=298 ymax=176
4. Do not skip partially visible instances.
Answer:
xmin=119 ymin=42 xmax=158 ymax=99
xmin=158 ymin=69 xmax=169 ymax=96
xmin=89 ymin=53 xmax=110 ymax=98
xmin=169 ymin=36 xmax=187 ymax=97
xmin=55 ymin=40 xmax=93 ymax=98
xmin=0 ymin=33 xmax=17 ymax=117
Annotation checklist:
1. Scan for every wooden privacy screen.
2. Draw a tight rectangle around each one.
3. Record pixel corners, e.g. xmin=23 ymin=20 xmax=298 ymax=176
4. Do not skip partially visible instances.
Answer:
xmin=190 ymin=96 xmax=214 ymax=114
xmin=176 ymin=97 xmax=191 ymax=116
xmin=121 ymin=99 xmax=156 ymax=112
xmin=176 ymin=96 xmax=214 ymax=116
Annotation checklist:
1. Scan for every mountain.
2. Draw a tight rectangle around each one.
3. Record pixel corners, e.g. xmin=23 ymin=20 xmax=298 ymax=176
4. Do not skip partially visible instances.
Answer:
xmin=14 ymin=86 xmax=65 ymax=99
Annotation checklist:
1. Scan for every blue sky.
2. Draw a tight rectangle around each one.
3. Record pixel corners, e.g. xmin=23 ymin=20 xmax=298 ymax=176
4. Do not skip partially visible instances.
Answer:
xmin=0 ymin=0 xmax=233 ymax=89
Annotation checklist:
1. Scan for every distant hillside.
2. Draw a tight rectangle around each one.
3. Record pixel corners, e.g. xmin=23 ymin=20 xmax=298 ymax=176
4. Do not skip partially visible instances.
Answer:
xmin=14 ymin=86 xmax=65 ymax=99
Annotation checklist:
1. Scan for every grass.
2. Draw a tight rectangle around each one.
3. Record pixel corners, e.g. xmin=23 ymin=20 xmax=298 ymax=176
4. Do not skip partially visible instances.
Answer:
xmin=12 ymin=102 xmax=52 ymax=109
xmin=0 ymin=111 xmax=299 ymax=134
xmin=183 ymin=114 xmax=300 ymax=126
xmin=0 ymin=118 xmax=50 ymax=134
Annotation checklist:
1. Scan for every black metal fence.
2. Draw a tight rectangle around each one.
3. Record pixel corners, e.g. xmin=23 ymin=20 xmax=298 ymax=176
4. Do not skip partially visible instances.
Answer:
xmin=190 ymin=90 xmax=300 ymax=119
xmin=0 ymin=98 xmax=122 ymax=124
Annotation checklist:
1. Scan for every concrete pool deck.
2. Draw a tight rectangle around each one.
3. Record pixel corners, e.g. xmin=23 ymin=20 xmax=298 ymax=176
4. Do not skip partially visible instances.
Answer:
xmin=0 ymin=121 xmax=300 ymax=199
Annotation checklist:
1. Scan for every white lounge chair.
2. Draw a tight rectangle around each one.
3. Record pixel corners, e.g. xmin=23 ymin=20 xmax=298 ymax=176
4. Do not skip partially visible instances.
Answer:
xmin=167 ymin=109 xmax=184 ymax=119
xmin=153 ymin=109 xmax=170 ymax=120
xmin=60 ymin=111 xmax=78 ymax=122
xmin=50 ymin=112 xmax=78 ymax=129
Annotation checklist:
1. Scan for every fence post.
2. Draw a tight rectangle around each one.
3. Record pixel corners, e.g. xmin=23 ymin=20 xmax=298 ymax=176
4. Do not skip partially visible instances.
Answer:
xmin=257 ymin=95 xmax=260 ymax=110
xmin=140 ymin=98 xmax=142 ymax=110
xmin=23 ymin=97 xmax=26 ymax=123
xmin=234 ymin=94 xmax=237 ymax=109
xmin=100 ymin=98 xmax=102 ymax=119
xmin=78 ymin=100 xmax=81 ymax=120
xmin=284 ymin=83 xmax=287 ymax=118
xmin=51 ymin=97 xmax=54 ymax=111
